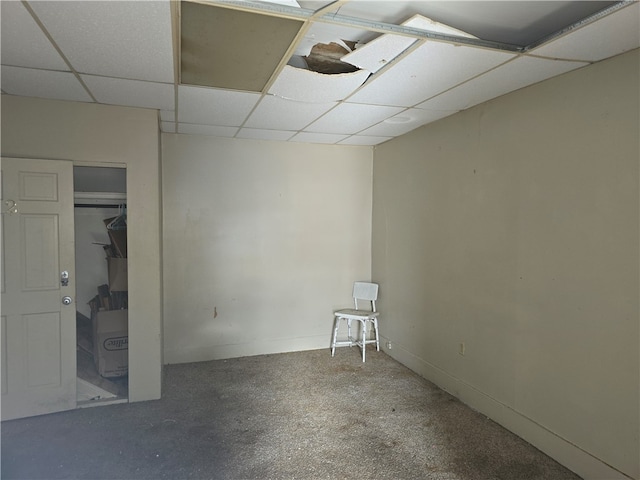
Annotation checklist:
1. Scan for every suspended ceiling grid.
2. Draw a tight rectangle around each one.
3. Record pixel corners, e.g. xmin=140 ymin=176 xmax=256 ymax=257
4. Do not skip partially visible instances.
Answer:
xmin=1 ymin=1 xmax=638 ymax=146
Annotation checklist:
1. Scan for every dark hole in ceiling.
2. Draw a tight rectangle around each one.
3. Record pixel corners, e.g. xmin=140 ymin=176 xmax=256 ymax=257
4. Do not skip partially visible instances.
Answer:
xmin=302 ymin=41 xmax=360 ymax=75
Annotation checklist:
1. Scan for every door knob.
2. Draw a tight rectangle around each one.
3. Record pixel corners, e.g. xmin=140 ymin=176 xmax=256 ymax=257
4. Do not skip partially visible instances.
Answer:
xmin=62 ymin=296 xmax=73 ymax=305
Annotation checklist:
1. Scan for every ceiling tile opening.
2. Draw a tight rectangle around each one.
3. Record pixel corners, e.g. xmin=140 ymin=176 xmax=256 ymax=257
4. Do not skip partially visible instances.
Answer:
xmin=289 ymin=40 xmax=360 ymax=74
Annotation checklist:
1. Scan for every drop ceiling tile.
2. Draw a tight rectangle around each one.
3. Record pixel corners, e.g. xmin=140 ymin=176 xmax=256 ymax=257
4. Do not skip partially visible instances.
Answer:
xmin=531 ymin=3 xmax=640 ymax=62
xmin=341 ymin=19 xmax=419 ymax=74
xmin=289 ymin=132 xmax=349 ymax=144
xmin=269 ymin=65 xmax=370 ymax=103
xmin=178 ymin=86 xmax=261 ymax=126
xmin=28 ymin=1 xmax=174 ymax=82
xmin=342 ymin=14 xmax=477 ymax=74
xmin=161 ymin=121 xmax=177 ymax=133
xmin=81 ymin=76 xmax=174 ymax=111
xmin=342 ymin=36 xmax=415 ymax=74
xmin=418 ymin=56 xmax=588 ymax=112
xmin=1 ymin=66 xmax=92 ymax=103
xmin=305 ymin=103 xmax=405 ymax=134
xmin=348 ymin=41 xmax=515 ymax=107
xmin=178 ymin=124 xmax=239 ymax=137
xmin=244 ymin=95 xmax=336 ymax=130
xmin=236 ymin=128 xmax=296 ymax=141
xmin=338 ymin=136 xmax=392 ymax=146
xmin=359 ymin=108 xmax=455 ymax=137
xmin=0 ymin=2 xmax=68 ymax=71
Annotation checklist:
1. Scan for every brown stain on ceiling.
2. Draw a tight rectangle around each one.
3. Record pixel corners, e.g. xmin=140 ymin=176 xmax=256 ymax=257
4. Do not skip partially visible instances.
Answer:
xmin=180 ymin=1 xmax=304 ymax=92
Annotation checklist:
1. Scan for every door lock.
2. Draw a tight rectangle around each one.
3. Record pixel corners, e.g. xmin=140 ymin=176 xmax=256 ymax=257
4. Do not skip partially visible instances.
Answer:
xmin=62 ymin=296 xmax=73 ymax=306
xmin=61 ymin=271 xmax=69 ymax=287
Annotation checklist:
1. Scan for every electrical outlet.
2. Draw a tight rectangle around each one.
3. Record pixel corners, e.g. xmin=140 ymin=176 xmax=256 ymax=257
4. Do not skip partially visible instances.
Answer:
xmin=386 ymin=341 xmax=393 ymax=350
xmin=459 ymin=342 xmax=465 ymax=356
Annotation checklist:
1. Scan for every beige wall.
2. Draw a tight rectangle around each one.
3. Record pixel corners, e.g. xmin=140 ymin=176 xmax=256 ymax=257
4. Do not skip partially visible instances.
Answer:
xmin=372 ymin=49 xmax=640 ymax=480
xmin=1 ymin=96 xmax=163 ymax=402
xmin=161 ymin=134 xmax=372 ymax=363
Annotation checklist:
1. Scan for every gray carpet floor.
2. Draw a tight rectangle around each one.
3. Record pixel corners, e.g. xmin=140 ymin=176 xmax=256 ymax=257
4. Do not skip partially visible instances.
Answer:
xmin=2 ymin=348 xmax=582 ymax=480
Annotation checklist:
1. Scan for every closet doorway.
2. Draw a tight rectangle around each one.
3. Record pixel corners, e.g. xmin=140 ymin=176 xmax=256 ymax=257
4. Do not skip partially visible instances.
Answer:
xmin=73 ymin=166 xmax=128 ymax=406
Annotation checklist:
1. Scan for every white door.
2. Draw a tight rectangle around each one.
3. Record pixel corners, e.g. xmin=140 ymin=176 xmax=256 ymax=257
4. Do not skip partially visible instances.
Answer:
xmin=1 ymin=157 xmax=77 ymax=420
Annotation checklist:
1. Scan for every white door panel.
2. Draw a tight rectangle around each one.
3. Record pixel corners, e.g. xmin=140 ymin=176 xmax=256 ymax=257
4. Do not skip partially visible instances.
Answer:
xmin=1 ymin=157 xmax=76 ymax=420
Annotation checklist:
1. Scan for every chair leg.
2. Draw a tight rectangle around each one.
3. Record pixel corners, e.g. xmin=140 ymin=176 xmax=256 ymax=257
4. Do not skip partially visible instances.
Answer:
xmin=373 ymin=318 xmax=380 ymax=351
xmin=331 ymin=318 xmax=339 ymax=357
xmin=361 ymin=320 xmax=367 ymax=362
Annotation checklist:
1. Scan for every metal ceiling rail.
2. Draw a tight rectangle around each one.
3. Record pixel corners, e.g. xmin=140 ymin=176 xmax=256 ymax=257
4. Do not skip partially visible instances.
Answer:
xmin=524 ymin=1 xmax=634 ymax=52
xmin=208 ymin=0 xmax=524 ymax=52
xmin=201 ymin=0 xmax=636 ymax=55
xmin=316 ymin=12 xmax=523 ymax=52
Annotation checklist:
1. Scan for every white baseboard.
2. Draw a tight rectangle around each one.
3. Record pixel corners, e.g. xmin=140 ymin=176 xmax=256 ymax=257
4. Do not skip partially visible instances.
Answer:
xmin=381 ymin=336 xmax=632 ymax=480
xmin=163 ymin=334 xmax=330 ymax=364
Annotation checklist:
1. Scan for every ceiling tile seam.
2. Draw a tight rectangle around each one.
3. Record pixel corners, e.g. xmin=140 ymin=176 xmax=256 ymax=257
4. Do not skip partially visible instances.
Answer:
xmin=21 ymin=0 xmax=98 ymax=103
xmin=405 ymin=55 xmax=523 ymax=110
xmin=286 ymin=87 xmax=362 ymax=131
xmin=0 ymin=64 xmax=73 ymax=74
xmin=177 ymin=120 xmax=246 ymax=128
xmin=233 ymin=94 xmax=271 ymax=138
xmin=336 ymin=134 xmax=356 ymax=144
xmin=242 ymin=131 xmax=298 ymax=143
xmin=346 ymin=107 xmax=415 ymax=138
xmin=341 ymin=136 xmax=386 ymax=146
xmin=239 ymin=127 xmax=298 ymax=136
xmin=79 ymin=73 xmax=176 ymax=86
xmin=335 ymin=39 xmax=428 ymax=107
xmin=178 ymin=130 xmax=237 ymax=137
xmin=310 ymin=1 xmax=349 ymax=18
xmin=521 ymin=53 xmax=595 ymax=65
xmin=3 ymin=65 xmax=178 ymax=87
xmin=523 ymin=0 xmax=635 ymax=52
xmin=286 ymin=131 xmax=297 ymax=141
xmin=259 ymin=20 xmax=311 ymax=95
xmin=179 ymin=125 xmax=240 ymax=134
xmin=296 ymin=103 xmax=347 ymax=134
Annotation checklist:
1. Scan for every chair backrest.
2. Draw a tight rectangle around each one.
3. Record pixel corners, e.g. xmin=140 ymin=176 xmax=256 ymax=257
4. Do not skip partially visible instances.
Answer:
xmin=353 ymin=282 xmax=378 ymax=312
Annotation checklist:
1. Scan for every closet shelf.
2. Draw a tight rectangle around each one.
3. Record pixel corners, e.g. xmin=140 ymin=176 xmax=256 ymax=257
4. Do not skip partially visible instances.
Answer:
xmin=74 ymin=192 xmax=126 ymax=207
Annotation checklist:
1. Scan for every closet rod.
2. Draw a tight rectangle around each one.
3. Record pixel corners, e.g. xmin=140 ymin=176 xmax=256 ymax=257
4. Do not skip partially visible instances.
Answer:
xmin=74 ymin=203 xmax=125 ymax=209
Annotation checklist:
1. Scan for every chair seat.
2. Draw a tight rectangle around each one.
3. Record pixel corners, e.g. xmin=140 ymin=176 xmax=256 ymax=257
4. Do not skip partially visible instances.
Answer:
xmin=334 ymin=309 xmax=378 ymax=319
